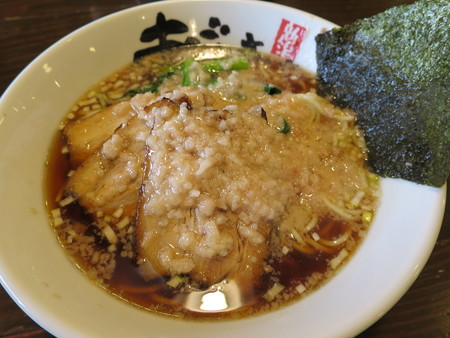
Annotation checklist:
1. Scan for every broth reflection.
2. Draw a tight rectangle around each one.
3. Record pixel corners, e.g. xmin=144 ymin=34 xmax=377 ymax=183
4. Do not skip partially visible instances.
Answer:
xmin=184 ymin=280 xmax=242 ymax=312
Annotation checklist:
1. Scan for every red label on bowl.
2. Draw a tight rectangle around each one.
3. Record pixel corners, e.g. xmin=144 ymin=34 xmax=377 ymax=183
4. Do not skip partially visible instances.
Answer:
xmin=271 ymin=19 xmax=306 ymax=61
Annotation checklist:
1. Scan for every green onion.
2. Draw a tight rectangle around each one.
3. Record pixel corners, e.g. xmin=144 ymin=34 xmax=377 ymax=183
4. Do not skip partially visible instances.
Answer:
xmin=329 ymin=248 xmax=349 ymax=269
xmin=182 ymin=59 xmax=195 ymax=87
xmin=201 ymin=60 xmax=223 ymax=73
xmin=128 ymin=56 xmax=250 ymax=93
xmin=123 ymin=71 xmax=175 ymax=97
xmin=264 ymin=85 xmax=282 ymax=95
xmin=166 ymin=275 xmax=184 ymax=288
xmin=123 ymin=82 xmax=159 ymax=97
xmin=201 ymin=57 xmax=249 ymax=73
xmin=228 ymin=57 xmax=250 ymax=70
xmin=160 ymin=64 xmax=182 ymax=74
xmin=263 ymin=283 xmax=285 ymax=301
xmin=277 ymin=118 xmax=291 ymax=134
xmin=207 ymin=79 xmax=219 ymax=86
xmin=295 ymin=283 xmax=307 ymax=294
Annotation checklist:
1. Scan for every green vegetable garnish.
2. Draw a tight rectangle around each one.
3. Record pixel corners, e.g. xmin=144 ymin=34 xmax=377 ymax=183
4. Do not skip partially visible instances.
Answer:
xmin=182 ymin=59 xmax=195 ymax=87
xmin=316 ymin=0 xmax=450 ymax=186
xmin=264 ymin=85 xmax=282 ymax=95
xmin=181 ymin=57 xmax=250 ymax=87
xmin=201 ymin=60 xmax=223 ymax=73
xmin=277 ymin=118 xmax=291 ymax=134
xmin=202 ymin=57 xmax=249 ymax=72
xmin=207 ymin=79 xmax=219 ymax=86
xmin=123 ymin=71 xmax=175 ymax=97
xmin=123 ymin=84 xmax=158 ymax=97
xmin=160 ymin=64 xmax=182 ymax=74
xmin=228 ymin=57 xmax=250 ymax=71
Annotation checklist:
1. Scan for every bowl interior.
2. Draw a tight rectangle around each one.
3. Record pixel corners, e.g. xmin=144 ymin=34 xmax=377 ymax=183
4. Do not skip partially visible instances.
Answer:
xmin=0 ymin=1 xmax=445 ymax=337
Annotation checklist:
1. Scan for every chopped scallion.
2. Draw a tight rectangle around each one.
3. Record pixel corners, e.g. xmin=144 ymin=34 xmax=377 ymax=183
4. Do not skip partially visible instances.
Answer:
xmin=263 ymin=282 xmax=285 ymax=301
xmin=116 ymin=216 xmax=130 ymax=230
xmin=277 ymin=118 xmax=291 ymax=134
xmin=264 ymin=85 xmax=282 ymax=95
xmin=329 ymin=249 xmax=349 ymax=269
xmin=229 ymin=57 xmax=250 ymax=70
xmin=182 ymin=59 xmax=195 ymax=87
xmin=123 ymin=71 xmax=175 ymax=97
xmin=102 ymin=225 xmax=118 ymax=244
xmin=361 ymin=211 xmax=373 ymax=223
xmin=160 ymin=64 xmax=182 ymax=74
xmin=295 ymin=283 xmax=307 ymax=294
xmin=201 ymin=57 xmax=249 ymax=73
xmin=166 ymin=275 xmax=184 ymax=288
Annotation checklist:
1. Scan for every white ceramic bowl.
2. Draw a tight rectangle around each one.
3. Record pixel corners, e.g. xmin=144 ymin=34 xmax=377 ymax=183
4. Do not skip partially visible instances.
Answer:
xmin=0 ymin=1 xmax=446 ymax=337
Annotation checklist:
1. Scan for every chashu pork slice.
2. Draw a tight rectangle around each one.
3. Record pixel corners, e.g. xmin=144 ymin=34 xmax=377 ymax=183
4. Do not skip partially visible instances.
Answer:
xmin=62 ymin=95 xmax=188 ymax=219
xmin=63 ymin=100 xmax=136 ymax=167
xmin=63 ymin=115 xmax=150 ymax=218
xmin=135 ymin=96 xmax=277 ymax=287
xmin=136 ymin=197 xmax=271 ymax=287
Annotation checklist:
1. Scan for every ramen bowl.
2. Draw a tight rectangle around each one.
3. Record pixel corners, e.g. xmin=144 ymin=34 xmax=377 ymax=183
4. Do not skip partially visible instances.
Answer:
xmin=0 ymin=0 xmax=445 ymax=337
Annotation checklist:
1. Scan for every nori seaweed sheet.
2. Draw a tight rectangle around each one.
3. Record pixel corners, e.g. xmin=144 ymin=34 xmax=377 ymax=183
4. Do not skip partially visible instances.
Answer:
xmin=316 ymin=0 xmax=449 ymax=187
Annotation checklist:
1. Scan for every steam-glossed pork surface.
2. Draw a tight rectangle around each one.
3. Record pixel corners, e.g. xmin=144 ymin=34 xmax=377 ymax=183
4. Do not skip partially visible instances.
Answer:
xmin=64 ymin=115 xmax=149 ymax=217
xmin=63 ymin=101 xmax=136 ymax=166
